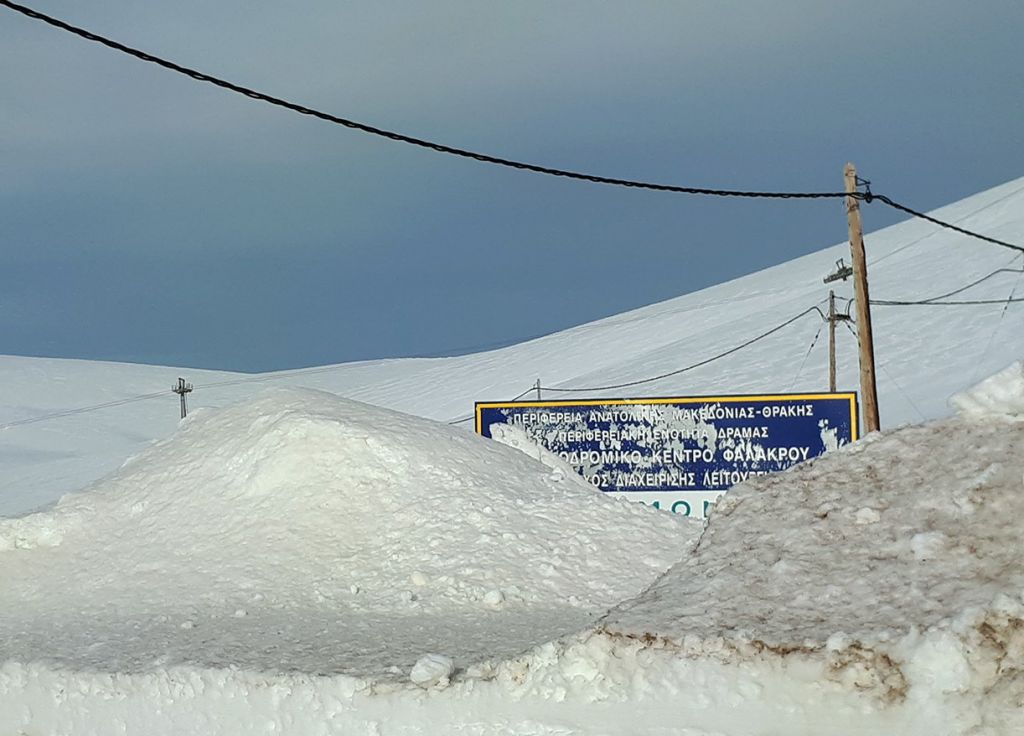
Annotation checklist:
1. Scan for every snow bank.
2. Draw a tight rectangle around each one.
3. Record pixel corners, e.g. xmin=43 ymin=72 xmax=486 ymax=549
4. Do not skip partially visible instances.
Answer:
xmin=0 ymin=389 xmax=697 ymax=680
xmin=951 ymin=359 xmax=1024 ymax=418
xmin=601 ymin=408 xmax=1024 ymax=733
xmin=4 ymin=384 xmax=1024 ymax=734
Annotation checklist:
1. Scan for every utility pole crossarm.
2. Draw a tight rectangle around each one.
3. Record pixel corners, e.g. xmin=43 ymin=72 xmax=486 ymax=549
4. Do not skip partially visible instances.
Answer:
xmin=172 ymin=377 xmax=194 ymax=419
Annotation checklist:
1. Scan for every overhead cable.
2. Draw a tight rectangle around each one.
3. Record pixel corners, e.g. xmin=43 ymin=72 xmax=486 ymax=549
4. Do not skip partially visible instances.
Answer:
xmin=789 ymin=321 xmax=824 ymax=392
xmin=5 ymin=2 xmax=1024 ymax=252
xmin=870 ymin=254 xmax=1024 ymax=306
xmin=539 ymin=302 xmax=826 ymax=394
xmin=840 ymin=321 xmax=926 ymax=423
xmin=872 ymin=297 xmax=1024 ymax=306
xmin=871 ymin=193 xmax=1024 ymax=255
xmin=0 ymin=1 xmax=848 ymax=202
xmin=914 ymin=262 xmax=1023 ymax=303
xmin=447 ymin=385 xmax=537 ymax=425
xmin=0 ymin=390 xmax=169 ymax=430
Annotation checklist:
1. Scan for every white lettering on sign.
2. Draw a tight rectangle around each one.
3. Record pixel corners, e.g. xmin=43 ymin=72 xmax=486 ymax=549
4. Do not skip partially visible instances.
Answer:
xmin=476 ymin=394 xmax=857 ymax=508
xmin=721 ymin=446 xmax=810 ymax=463
xmin=761 ymin=404 xmax=814 ymax=418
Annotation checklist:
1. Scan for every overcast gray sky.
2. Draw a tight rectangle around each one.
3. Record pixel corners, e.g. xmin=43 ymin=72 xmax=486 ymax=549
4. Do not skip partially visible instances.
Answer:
xmin=2 ymin=0 xmax=1022 ymax=371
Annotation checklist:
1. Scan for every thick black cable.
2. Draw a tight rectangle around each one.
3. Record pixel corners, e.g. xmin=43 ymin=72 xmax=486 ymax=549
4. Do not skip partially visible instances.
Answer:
xmin=8 ymin=1 xmax=1024 ymax=259
xmin=872 ymin=297 xmax=1024 ymax=306
xmin=12 ymin=0 xmax=1024 ymax=258
xmin=0 ymin=1 xmax=850 ymax=202
xmin=871 ymin=183 xmax=1024 ymax=266
xmin=539 ymin=303 xmax=826 ymax=394
xmin=871 ymin=194 xmax=1024 ymax=254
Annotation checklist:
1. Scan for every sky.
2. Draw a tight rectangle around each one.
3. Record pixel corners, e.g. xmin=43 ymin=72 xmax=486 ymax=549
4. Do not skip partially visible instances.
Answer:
xmin=2 ymin=0 xmax=1022 ymax=372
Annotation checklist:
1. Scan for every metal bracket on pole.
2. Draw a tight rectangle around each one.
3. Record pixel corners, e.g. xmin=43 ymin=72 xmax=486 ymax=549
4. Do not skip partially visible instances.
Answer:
xmin=172 ymin=377 xmax=194 ymax=419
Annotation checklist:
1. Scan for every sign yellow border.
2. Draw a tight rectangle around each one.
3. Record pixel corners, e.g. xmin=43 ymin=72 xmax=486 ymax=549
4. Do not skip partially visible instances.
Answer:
xmin=475 ymin=392 xmax=859 ymax=441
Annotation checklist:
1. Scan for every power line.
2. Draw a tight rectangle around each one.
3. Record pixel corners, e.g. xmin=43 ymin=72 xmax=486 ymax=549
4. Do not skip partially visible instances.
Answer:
xmin=789 ymin=321 xmax=824 ymax=392
xmin=0 ymin=1 xmax=849 ymax=202
xmin=841 ymin=321 xmax=926 ymax=423
xmin=870 ymin=253 xmax=1024 ymax=306
xmin=871 ymin=193 xmax=1024 ymax=255
xmin=447 ymin=385 xmax=537 ymax=425
xmin=872 ymin=297 xmax=1024 ymax=306
xmin=915 ymin=261 xmax=1023 ymax=302
xmin=0 ymin=390 xmax=169 ymax=430
xmin=0 ymin=300 xmax=822 ymax=429
xmin=539 ymin=302 xmax=826 ymax=394
xmin=6 ymin=1 xmax=1024 ymax=256
xmin=871 ymin=182 xmax=1024 ymax=266
xmin=970 ymin=265 xmax=1024 ymax=385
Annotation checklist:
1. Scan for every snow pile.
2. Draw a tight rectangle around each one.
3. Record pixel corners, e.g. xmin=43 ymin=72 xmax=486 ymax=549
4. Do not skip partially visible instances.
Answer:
xmin=951 ymin=359 xmax=1024 ymax=418
xmin=3 ymin=381 xmax=1024 ymax=733
xmin=598 ymin=401 xmax=1024 ymax=733
xmin=0 ymin=389 xmax=697 ymax=680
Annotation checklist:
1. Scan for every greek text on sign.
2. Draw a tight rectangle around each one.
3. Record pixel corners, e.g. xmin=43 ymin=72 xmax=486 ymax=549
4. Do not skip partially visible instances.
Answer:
xmin=475 ymin=393 xmax=858 ymax=517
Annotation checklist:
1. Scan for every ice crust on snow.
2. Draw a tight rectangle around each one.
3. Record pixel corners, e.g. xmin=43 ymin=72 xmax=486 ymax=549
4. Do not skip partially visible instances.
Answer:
xmin=0 ymin=389 xmax=697 ymax=678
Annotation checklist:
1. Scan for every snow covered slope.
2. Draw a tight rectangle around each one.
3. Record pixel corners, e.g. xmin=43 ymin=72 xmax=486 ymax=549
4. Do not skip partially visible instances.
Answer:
xmin=2 ymin=176 xmax=1023 ymax=515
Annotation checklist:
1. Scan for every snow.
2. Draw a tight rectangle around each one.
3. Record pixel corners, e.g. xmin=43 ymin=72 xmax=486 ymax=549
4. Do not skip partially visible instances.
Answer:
xmin=1 ymin=179 xmax=1024 ymax=733
xmin=409 ymin=653 xmax=455 ymax=688
xmin=3 ymin=177 xmax=1024 ymax=516
xmin=2 ymin=377 xmax=1023 ymax=734
xmin=951 ymin=360 xmax=1024 ymax=419
xmin=0 ymin=389 xmax=697 ymax=678
xmin=597 ymin=406 xmax=1024 ymax=733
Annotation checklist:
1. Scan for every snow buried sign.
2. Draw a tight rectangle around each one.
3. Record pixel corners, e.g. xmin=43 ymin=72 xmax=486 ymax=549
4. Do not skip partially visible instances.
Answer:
xmin=476 ymin=393 xmax=858 ymax=518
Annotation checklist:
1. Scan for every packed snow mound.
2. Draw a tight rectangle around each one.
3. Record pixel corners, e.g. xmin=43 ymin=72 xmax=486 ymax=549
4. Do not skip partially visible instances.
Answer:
xmin=5 ymin=393 xmax=1024 ymax=734
xmin=0 ymin=389 xmax=697 ymax=676
xmin=951 ymin=359 xmax=1024 ymax=419
xmin=601 ymin=408 xmax=1024 ymax=726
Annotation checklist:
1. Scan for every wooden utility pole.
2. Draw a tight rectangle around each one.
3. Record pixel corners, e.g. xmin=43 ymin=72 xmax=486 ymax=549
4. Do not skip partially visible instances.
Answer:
xmin=823 ymin=261 xmax=853 ymax=393
xmin=172 ymin=377 xmax=193 ymax=419
xmin=844 ymin=163 xmax=880 ymax=432
xmin=534 ymin=379 xmax=542 ymax=401
xmin=828 ymin=290 xmax=838 ymax=393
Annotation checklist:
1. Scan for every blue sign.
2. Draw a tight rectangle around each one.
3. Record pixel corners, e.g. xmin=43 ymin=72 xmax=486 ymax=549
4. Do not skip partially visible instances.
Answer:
xmin=476 ymin=393 xmax=858 ymax=516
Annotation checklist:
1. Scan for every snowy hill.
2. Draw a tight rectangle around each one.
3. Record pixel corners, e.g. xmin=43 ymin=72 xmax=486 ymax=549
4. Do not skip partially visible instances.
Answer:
xmin=1 ymin=177 xmax=1024 ymax=734
xmin=2 ymin=175 xmax=1024 ymax=517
